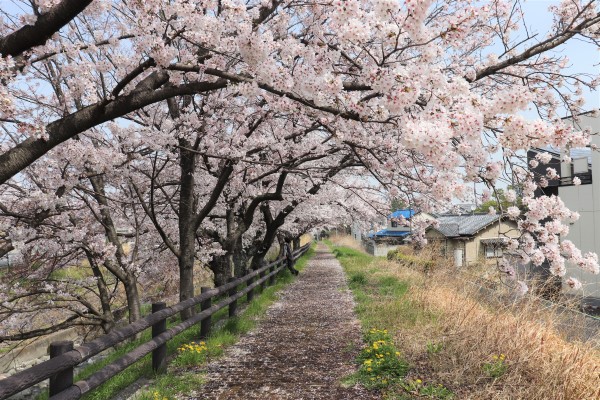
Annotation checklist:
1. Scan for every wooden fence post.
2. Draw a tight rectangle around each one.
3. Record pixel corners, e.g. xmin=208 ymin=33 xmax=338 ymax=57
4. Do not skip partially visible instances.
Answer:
xmin=228 ymin=277 xmax=237 ymax=317
xmin=247 ymin=275 xmax=254 ymax=302
xmin=49 ymin=341 xmax=73 ymax=396
xmin=152 ymin=302 xmax=167 ymax=374
xmin=200 ymin=287 xmax=211 ymax=339
xmin=268 ymin=263 xmax=276 ymax=286
xmin=259 ymin=269 xmax=266 ymax=291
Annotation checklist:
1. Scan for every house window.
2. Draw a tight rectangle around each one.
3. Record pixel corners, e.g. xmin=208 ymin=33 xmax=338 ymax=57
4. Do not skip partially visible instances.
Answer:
xmin=485 ymin=245 xmax=502 ymax=258
xmin=391 ymin=220 xmax=398 ymax=228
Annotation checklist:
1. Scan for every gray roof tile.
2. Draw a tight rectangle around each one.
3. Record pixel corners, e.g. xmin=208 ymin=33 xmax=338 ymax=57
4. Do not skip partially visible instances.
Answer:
xmin=431 ymin=214 xmax=500 ymax=237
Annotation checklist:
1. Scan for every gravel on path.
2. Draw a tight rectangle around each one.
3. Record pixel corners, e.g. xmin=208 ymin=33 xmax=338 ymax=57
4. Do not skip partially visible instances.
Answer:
xmin=186 ymin=243 xmax=378 ymax=400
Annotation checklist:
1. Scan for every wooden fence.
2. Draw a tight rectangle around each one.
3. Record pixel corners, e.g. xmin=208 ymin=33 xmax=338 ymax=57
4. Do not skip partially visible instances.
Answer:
xmin=0 ymin=243 xmax=311 ymax=400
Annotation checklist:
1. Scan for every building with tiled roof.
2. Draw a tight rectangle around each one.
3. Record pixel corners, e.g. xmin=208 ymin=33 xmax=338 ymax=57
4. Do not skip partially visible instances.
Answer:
xmin=426 ymin=213 xmax=519 ymax=267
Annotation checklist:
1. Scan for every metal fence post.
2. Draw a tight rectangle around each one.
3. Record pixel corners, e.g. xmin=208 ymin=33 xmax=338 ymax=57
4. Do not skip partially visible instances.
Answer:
xmin=152 ymin=302 xmax=167 ymax=374
xmin=49 ymin=341 xmax=73 ymax=396
xmin=200 ymin=287 xmax=211 ymax=339
xmin=228 ymin=277 xmax=237 ymax=317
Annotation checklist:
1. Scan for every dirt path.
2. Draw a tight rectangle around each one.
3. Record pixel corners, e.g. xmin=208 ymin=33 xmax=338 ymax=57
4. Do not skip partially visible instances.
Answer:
xmin=187 ymin=244 xmax=377 ymax=400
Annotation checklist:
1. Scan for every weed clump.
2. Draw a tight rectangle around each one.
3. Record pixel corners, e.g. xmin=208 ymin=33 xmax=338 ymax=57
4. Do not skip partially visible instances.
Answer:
xmin=173 ymin=341 xmax=208 ymax=367
xmin=482 ymin=353 xmax=508 ymax=378
xmin=355 ymin=328 xmax=409 ymax=389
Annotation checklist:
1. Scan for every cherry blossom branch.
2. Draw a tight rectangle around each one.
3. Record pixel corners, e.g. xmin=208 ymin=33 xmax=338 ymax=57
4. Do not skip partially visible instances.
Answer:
xmin=473 ymin=12 xmax=600 ymax=82
xmin=0 ymin=0 xmax=92 ymax=58
xmin=0 ymin=78 xmax=228 ymax=184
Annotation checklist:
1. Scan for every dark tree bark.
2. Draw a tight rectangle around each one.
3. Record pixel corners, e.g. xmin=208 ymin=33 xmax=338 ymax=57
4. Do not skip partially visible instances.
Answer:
xmin=177 ymin=138 xmax=198 ymax=320
xmin=0 ymin=78 xmax=226 ymax=185
xmin=249 ymin=157 xmax=355 ymax=269
xmin=210 ymin=171 xmax=289 ymax=282
xmin=0 ymin=0 xmax=93 ymax=58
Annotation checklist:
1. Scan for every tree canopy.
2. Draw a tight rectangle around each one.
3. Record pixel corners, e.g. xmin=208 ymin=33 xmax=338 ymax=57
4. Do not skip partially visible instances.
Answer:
xmin=0 ymin=0 xmax=599 ymax=339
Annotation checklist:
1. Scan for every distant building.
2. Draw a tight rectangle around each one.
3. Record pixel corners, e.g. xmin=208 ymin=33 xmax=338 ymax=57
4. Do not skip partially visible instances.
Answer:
xmin=425 ymin=214 xmax=519 ymax=267
xmin=527 ymin=111 xmax=600 ymax=298
xmin=371 ymin=209 xmax=416 ymax=240
xmin=351 ymin=220 xmax=367 ymax=242
xmin=448 ymin=203 xmax=477 ymax=214
xmin=365 ymin=209 xmax=433 ymax=256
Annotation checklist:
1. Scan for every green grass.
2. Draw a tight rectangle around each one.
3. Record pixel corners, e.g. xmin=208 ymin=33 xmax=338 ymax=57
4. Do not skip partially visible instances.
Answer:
xmin=378 ymin=276 xmax=409 ymax=297
xmin=34 ymin=245 xmax=315 ymax=400
xmin=48 ymin=267 xmax=90 ymax=280
xmin=327 ymin=242 xmax=449 ymax=399
xmin=327 ymin=242 xmax=437 ymax=330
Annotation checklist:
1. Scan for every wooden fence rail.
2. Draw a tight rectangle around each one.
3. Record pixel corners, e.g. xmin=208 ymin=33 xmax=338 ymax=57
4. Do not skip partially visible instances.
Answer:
xmin=0 ymin=243 xmax=311 ymax=400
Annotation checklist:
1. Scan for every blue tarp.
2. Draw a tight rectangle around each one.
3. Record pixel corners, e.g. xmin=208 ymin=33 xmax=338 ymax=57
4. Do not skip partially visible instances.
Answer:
xmin=388 ymin=209 xmax=415 ymax=220
xmin=374 ymin=230 xmax=410 ymax=237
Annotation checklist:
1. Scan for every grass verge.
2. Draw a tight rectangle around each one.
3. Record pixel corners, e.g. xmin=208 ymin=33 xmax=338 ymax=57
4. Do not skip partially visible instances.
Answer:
xmin=327 ymin=236 xmax=600 ymax=400
xmin=327 ymin=240 xmax=447 ymax=399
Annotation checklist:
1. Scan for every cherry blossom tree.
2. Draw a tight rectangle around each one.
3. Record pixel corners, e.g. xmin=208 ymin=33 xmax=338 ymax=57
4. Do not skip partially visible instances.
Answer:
xmin=0 ymin=0 xmax=599 ymax=336
xmin=0 ymin=121 xmax=178 ymax=339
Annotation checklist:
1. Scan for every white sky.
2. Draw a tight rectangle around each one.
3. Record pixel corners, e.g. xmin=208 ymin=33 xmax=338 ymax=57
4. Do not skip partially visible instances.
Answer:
xmin=522 ymin=0 xmax=600 ymax=115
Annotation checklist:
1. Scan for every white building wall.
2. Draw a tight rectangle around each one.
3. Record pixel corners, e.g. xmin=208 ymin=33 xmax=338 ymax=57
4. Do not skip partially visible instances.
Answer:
xmin=366 ymin=240 xmax=398 ymax=257
xmin=351 ymin=221 xmax=362 ymax=242
xmin=559 ymin=114 xmax=600 ymax=297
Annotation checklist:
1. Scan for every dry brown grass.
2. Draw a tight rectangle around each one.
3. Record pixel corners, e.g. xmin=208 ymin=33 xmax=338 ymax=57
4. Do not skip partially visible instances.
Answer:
xmin=415 ymin=278 xmax=600 ymax=399
xmin=331 ymin=235 xmax=600 ymax=400
xmin=330 ymin=234 xmax=366 ymax=252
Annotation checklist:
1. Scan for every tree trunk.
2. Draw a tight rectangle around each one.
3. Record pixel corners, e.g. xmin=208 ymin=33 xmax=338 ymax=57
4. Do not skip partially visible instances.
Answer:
xmin=210 ymin=253 xmax=231 ymax=287
xmin=124 ymin=274 xmax=141 ymax=323
xmin=178 ymin=141 xmax=198 ymax=320
xmin=231 ymin=235 xmax=247 ymax=277
xmin=278 ymin=236 xmax=286 ymax=259
xmin=89 ymin=174 xmax=142 ymax=324
xmin=179 ymin=230 xmax=196 ymax=320
xmin=86 ymin=253 xmax=115 ymax=333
